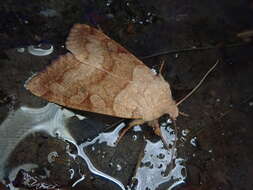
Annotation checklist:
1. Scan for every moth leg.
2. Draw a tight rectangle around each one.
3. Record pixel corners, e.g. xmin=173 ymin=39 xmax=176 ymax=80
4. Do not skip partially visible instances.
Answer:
xmin=129 ymin=119 xmax=146 ymax=127
xmin=179 ymin=111 xmax=189 ymax=117
xmin=147 ymin=119 xmax=161 ymax=136
xmin=116 ymin=119 xmax=145 ymax=144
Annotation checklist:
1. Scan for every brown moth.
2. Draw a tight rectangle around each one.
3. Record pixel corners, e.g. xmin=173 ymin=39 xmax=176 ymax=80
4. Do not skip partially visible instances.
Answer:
xmin=26 ymin=24 xmax=179 ymax=133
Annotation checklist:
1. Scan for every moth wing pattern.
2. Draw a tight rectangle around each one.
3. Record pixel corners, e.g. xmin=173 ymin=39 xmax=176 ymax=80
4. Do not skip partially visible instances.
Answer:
xmin=26 ymin=24 xmax=157 ymax=119
xmin=66 ymin=24 xmax=145 ymax=80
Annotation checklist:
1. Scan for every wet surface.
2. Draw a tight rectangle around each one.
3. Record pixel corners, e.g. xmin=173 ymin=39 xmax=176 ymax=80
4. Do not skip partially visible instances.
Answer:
xmin=0 ymin=104 xmax=185 ymax=190
xmin=1 ymin=0 xmax=253 ymax=189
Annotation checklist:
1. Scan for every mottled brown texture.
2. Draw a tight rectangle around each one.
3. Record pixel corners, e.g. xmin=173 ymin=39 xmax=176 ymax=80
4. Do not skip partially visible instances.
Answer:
xmin=26 ymin=24 xmax=178 ymax=121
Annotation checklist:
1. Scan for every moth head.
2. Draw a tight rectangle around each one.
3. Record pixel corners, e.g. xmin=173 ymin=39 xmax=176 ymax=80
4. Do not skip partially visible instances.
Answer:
xmin=153 ymin=78 xmax=179 ymax=121
xmin=139 ymin=76 xmax=179 ymax=121
xmin=153 ymin=100 xmax=179 ymax=121
xmin=166 ymin=102 xmax=179 ymax=120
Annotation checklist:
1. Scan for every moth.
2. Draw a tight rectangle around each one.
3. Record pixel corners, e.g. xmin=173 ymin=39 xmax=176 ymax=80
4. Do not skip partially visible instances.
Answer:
xmin=26 ymin=24 xmax=179 ymax=136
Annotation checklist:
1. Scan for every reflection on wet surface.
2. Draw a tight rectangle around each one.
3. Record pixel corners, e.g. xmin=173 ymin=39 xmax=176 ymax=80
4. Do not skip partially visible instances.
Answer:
xmin=0 ymin=103 xmax=185 ymax=190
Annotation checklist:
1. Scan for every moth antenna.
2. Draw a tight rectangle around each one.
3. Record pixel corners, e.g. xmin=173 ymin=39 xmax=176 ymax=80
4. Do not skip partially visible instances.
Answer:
xmin=176 ymin=59 xmax=220 ymax=106
xmin=179 ymin=111 xmax=189 ymax=117
xmin=159 ymin=60 xmax=165 ymax=75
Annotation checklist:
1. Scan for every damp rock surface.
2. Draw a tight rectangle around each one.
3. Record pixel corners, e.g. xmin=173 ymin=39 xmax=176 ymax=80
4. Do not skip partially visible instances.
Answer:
xmin=1 ymin=0 xmax=253 ymax=190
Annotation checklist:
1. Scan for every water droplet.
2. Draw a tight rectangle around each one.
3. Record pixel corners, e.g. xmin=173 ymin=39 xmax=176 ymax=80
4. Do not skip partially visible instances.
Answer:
xmin=133 ymin=125 xmax=142 ymax=132
xmin=190 ymin=137 xmax=197 ymax=147
xmin=150 ymin=68 xmax=157 ymax=75
xmin=116 ymin=164 xmax=122 ymax=171
xmin=167 ymin=119 xmax=172 ymax=124
xmin=181 ymin=129 xmax=190 ymax=136
xmin=143 ymin=161 xmax=152 ymax=168
xmin=47 ymin=151 xmax=59 ymax=163
xmin=54 ymin=130 xmax=60 ymax=137
xmin=27 ymin=44 xmax=54 ymax=56
xmin=157 ymin=153 xmax=165 ymax=159
xmin=17 ymin=48 xmax=25 ymax=53
xmin=132 ymin=135 xmax=138 ymax=141
xmin=69 ymin=168 xmax=75 ymax=179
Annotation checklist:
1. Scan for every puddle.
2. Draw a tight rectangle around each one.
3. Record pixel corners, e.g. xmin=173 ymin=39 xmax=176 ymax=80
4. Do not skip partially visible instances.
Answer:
xmin=132 ymin=140 xmax=185 ymax=190
xmin=0 ymin=103 xmax=186 ymax=190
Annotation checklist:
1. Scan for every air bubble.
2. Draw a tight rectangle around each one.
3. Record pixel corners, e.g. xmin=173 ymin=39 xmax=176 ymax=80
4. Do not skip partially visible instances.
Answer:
xmin=17 ymin=48 xmax=25 ymax=53
xmin=47 ymin=151 xmax=59 ymax=163
xmin=132 ymin=135 xmax=138 ymax=141
xmin=69 ymin=169 xmax=75 ymax=179
xmin=116 ymin=164 xmax=122 ymax=171
xmin=157 ymin=153 xmax=165 ymax=159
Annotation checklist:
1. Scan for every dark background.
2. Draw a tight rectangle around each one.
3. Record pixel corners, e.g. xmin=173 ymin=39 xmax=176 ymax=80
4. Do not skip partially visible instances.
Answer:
xmin=0 ymin=0 xmax=253 ymax=189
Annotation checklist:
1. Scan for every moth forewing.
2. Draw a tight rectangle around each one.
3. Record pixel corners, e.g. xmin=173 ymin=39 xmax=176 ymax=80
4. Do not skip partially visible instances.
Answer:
xmin=26 ymin=24 xmax=178 ymax=124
